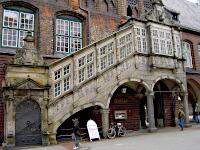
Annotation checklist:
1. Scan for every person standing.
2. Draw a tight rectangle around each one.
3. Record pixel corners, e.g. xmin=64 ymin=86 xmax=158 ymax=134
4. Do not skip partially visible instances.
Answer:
xmin=178 ymin=108 xmax=185 ymax=131
xmin=195 ymin=103 xmax=200 ymax=124
xmin=72 ymin=118 xmax=81 ymax=150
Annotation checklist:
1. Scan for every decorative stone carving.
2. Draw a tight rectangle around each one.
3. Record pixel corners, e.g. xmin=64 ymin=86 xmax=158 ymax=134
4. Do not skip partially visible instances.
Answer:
xmin=143 ymin=0 xmax=171 ymax=24
xmin=13 ymin=31 xmax=44 ymax=66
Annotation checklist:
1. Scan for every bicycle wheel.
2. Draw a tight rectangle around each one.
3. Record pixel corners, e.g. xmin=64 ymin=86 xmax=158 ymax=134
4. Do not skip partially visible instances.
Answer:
xmin=118 ymin=126 xmax=126 ymax=137
xmin=107 ymin=128 xmax=116 ymax=139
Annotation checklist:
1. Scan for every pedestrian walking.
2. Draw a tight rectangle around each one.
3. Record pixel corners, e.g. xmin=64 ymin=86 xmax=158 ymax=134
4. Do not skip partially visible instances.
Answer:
xmin=178 ymin=108 xmax=185 ymax=131
xmin=195 ymin=102 xmax=200 ymax=124
xmin=72 ymin=118 xmax=81 ymax=150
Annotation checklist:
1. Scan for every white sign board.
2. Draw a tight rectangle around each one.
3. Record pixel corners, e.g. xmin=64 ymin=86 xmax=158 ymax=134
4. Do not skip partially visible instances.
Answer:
xmin=87 ymin=119 xmax=100 ymax=141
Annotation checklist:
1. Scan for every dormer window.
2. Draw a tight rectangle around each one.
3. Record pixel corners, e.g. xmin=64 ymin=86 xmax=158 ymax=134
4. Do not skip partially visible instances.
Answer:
xmin=2 ymin=9 xmax=35 ymax=48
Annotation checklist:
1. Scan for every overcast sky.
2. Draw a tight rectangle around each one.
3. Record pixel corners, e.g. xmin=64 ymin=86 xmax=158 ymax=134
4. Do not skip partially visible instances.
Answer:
xmin=187 ymin=0 xmax=197 ymax=3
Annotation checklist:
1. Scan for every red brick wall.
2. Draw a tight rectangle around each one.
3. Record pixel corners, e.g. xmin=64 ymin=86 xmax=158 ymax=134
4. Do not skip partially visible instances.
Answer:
xmin=163 ymin=93 xmax=175 ymax=127
xmin=109 ymin=93 xmax=140 ymax=131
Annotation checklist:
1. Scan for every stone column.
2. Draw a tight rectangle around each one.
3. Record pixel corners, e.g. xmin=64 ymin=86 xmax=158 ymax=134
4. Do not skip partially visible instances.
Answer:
xmin=48 ymin=133 xmax=57 ymax=145
xmin=183 ymin=92 xmax=190 ymax=127
xmin=100 ymin=109 xmax=110 ymax=138
xmin=3 ymin=98 xmax=15 ymax=149
xmin=146 ymin=92 xmax=157 ymax=132
xmin=42 ymin=90 xmax=50 ymax=146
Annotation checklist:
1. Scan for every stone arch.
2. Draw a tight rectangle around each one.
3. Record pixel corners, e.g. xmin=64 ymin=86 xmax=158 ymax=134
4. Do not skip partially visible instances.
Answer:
xmin=151 ymin=75 xmax=187 ymax=127
xmin=106 ymin=78 xmax=150 ymax=108
xmin=151 ymin=76 xmax=186 ymax=92
xmin=52 ymin=102 xmax=105 ymax=133
xmin=187 ymin=79 xmax=200 ymax=119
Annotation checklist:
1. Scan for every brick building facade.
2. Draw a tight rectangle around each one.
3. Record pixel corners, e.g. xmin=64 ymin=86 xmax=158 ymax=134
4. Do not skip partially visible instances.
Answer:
xmin=0 ymin=0 xmax=199 ymax=147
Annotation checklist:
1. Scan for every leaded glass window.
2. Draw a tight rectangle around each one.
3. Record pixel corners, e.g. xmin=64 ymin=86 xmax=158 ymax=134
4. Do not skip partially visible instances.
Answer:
xmin=152 ymin=28 xmax=173 ymax=56
xmin=54 ymin=64 xmax=71 ymax=97
xmin=78 ymin=52 xmax=94 ymax=83
xmin=182 ymin=41 xmax=193 ymax=68
xmin=99 ymin=42 xmax=115 ymax=70
xmin=135 ymin=27 xmax=147 ymax=53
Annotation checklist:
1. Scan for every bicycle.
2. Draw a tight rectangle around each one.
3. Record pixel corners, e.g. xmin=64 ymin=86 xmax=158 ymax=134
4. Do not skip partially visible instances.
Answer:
xmin=107 ymin=122 xmax=126 ymax=139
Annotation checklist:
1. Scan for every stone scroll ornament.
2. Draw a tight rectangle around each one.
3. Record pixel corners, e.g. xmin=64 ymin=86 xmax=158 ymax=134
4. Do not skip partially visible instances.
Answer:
xmin=13 ymin=31 xmax=44 ymax=66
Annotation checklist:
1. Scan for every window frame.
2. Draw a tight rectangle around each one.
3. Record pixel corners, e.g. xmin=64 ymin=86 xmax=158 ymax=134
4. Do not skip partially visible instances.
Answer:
xmin=78 ymin=52 xmax=95 ymax=83
xmin=55 ymin=16 xmax=83 ymax=54
xmin=99 ymin=42 xmax=115 ymax=71
xmin=1 ymin=8 xmax=35 ymax=48
xmin=134 ymin=27 xmax=147 ymax=54
xmin=182 ymin=41 xmax=193 ymax=68
xmin=53 ymin=64 xmax=71 ymax=97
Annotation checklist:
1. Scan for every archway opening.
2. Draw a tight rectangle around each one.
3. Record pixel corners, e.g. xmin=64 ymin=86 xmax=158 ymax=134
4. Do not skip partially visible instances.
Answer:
xmin=56 ymin=105 xmax=102 ymax=142
xmin=153 ymin=79 xmax=183 ymax=128
xmin=187 ymin=79 xmax=200 ymax=122
xmin=109 ymin=82 xmax=147 ymax=131
xmin=15 ymin=100 xmax=42 ymax=146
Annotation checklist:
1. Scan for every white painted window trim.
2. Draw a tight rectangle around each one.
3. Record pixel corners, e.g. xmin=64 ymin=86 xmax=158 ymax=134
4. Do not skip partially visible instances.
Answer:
xmin=183 ymin=41 xmax=193 ymax=68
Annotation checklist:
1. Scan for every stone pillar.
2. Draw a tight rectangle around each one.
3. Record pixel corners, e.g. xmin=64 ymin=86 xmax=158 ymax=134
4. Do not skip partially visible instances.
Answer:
xmin=146 ymin=92 xmax=157 ymax=132
xmin=48 ymin=133 xmax=57 ymax=145
xmin=100 ymin=109 xmax=110 ymax=138
xmin=42 ymin=90 xmax=50 ymax=146
xmin=3 ymin=98 xmax=15 ymax=149
xmin=183 ymin=92 xmax=190 ymax=127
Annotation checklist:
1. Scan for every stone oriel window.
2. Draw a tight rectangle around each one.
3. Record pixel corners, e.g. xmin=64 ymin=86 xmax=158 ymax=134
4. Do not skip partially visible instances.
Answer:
xmin=175 ymin=35 xmax=182 ymax=58
xmin=118 ymin=33 xmax=133 ymax=60
xmin=55 ymin=16 xmax=83 ymax=54
xmin=2 ymin=8 xmax=35 ymax=48
xmin=182 ymin=41 xmax=193 ymax=68
xmin=78 ymin=52 xmax=94 ymax=83
xmin=151 ymin=28 xmax=173 ymax=56
xmin=134 ymin=27 xmax=147 ymax=53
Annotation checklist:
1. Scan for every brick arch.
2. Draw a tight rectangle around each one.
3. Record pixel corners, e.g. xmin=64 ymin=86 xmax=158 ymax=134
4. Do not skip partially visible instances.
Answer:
xmin=106 ymin=78 xmax=150 ymax=108
xmin=187 ymin=79 xmax=200 ymax=102
xmin=2 ymin=1 xmax=39 ymax=11
xmin=151 ymin=75 xmax=186 ymax=93
xmin=52 ymin=102 xmax=106 ymax=133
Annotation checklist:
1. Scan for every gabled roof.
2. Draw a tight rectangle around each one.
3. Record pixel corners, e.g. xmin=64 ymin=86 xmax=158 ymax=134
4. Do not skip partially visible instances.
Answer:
xmin=163 ymin=0 xmax=200 ymax=31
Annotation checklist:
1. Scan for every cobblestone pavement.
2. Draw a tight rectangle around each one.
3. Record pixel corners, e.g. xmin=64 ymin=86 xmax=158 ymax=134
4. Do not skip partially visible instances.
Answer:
xmin=2 ymin=124 xmax=200 ymax=150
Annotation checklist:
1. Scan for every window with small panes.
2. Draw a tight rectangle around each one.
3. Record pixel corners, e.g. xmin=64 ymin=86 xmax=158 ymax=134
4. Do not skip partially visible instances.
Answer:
xmin=56 ymin=16 xmax=82 ymax=54
xmin=2 ymin=8 xmax=35 ymax=48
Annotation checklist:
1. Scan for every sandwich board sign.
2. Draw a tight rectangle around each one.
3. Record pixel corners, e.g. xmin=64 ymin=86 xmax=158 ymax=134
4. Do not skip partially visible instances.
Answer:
xmin=87 ymin=119 xmax=100 ymax=141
